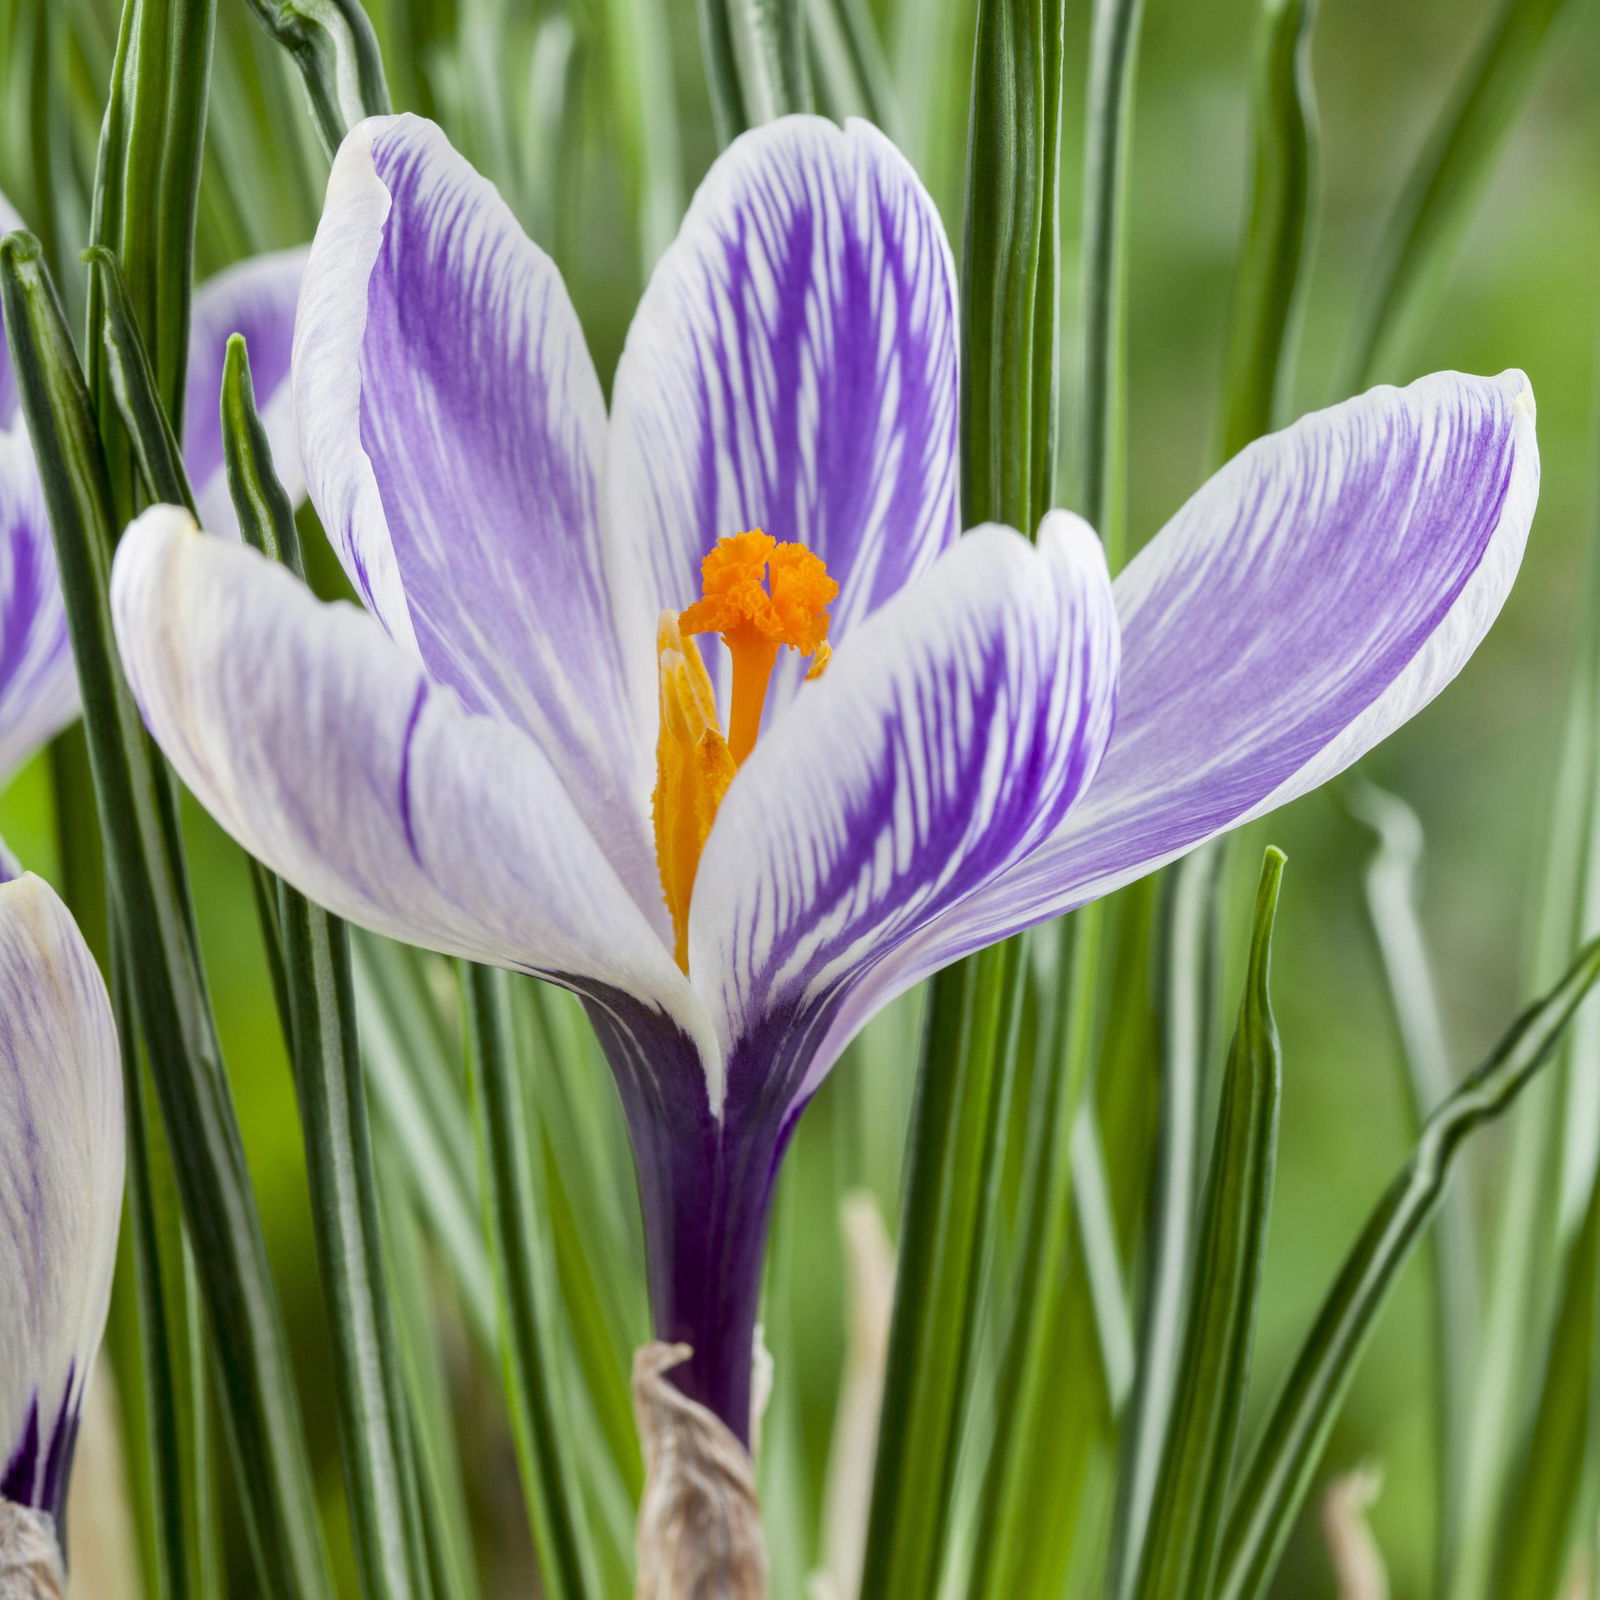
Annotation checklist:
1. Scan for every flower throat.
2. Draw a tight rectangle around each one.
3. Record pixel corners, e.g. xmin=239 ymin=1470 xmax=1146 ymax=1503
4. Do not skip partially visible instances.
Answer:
xmin=652 ymin=529 xmax=837 ymax=970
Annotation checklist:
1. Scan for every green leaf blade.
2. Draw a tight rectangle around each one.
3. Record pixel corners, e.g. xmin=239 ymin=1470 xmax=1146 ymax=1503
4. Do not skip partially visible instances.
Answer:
xmin=1131 ymin=847 xmax=1285 ymax=1600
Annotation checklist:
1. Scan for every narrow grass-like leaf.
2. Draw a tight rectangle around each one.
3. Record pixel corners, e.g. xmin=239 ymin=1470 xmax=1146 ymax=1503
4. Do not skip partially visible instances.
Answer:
xmin=962 ymin=0 xmax=1064 ymax=537
xmin=805 ymin=0 xmax=900 ymax=135
xmin=462 ymin=963 xmax=600 ymax=1600
xmin=700 ymin=0 xmax=809 ymax=135
xmin=1346 ymin=0 xmax=1586 ymax=388
xmin=967 ymin=909 xmax=1103 ymax=1600
xmin=0 ymin=230 xmax=335 ymax=1600
xmin=84 ymin=247 xmax=195 ymax=515
xmin=222 ymin=335 xmax=428 ymax=1600
xmin=1110 ymin=845 xmax=1225 ymax=1595
xmin=239 ymin=0 xmax=392 ymax=159
xmin=859 ymin=936 xmax=1027 ymax=1600
xmin=116 ymin=948 xmax=220 ymax=1600
xmin=353 ymin=932 xmax=496 ymax=1348
xmin=1079 ymin=0 xmax=1144 ymax=556
xmin=1132 ymin=848 xmax=1285 ymax=1600
xmin=85 ymin=0 xmax=215 ymax=446
xmin=1489 ymin=1168 xmax=1600 ymax=1600
xmin=1340 ymin=778 xmax=1478 ymax=1582
xmin=378 ymin=1147 xmax=485 ymax=1600
xmin=1456 ymin=425 xmax=1600 ymax=1600
xmin=1215 ymin=0 xmax=1317 ymax=461
xmin=1216 ymin=933 xmax=1600 ymax=1600
xmin=696 ymin=0 xmax=752 ymax=148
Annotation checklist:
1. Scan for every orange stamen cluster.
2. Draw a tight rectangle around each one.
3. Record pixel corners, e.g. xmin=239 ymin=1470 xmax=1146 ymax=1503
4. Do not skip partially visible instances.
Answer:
xmin=678 ymin=530 xmax=838 ymax=763
xmin=652 ymin=529 xmax=838 ymax=969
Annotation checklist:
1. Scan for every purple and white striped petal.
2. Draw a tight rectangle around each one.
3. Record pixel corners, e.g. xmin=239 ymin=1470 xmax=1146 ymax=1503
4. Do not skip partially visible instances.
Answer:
xmin=0 ymin=191 xmax=78 ymax=783
xmin=0 ymin=872 xmax=122 ymax=1521
xmin=609 ymin=114 xmax=960 ymax=730
xmin=295 ymin=115 xmax=660 ymax=919
xmin=110 ymin=506 xmax=717 ymax=1071
xmin=690 ymin=513 xmax=1117 ymax=1109
xmin=0 ymin=431 xmax=75 ymax=784
xmin=813 ymin=370 xmax=1538 ymax=1073
xmin=183 ymin=247 xmax=310 ymax=541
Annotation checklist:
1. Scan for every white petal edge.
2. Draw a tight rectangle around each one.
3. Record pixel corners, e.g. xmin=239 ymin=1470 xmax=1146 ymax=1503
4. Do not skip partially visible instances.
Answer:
xmin=0 ymin=872 xmax=122 ymax=1513
xmin=807 ymin=371 xmax=1539 ymax=1081
xmin=109 ymin=506 xmax=725 ymax=1105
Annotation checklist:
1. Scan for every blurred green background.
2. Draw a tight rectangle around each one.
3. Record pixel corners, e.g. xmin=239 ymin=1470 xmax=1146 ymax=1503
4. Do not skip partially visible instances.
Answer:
xmin=3 ymin=0 xmax=1598 ymax=1593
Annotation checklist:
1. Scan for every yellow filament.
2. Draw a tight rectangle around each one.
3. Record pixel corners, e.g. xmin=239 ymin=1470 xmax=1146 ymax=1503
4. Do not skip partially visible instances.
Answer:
xmin=652 ymin=530 xmax=838 ymax=970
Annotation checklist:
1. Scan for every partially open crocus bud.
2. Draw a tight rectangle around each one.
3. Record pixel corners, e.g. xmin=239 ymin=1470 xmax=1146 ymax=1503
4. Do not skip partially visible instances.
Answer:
xmin=0 ymin=870 xmax=123 ymax=1580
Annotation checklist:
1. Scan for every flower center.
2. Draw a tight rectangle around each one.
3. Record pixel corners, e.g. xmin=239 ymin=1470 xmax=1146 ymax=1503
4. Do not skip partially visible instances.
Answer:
xmin=652 ymin=529 xmax=838 ymax=970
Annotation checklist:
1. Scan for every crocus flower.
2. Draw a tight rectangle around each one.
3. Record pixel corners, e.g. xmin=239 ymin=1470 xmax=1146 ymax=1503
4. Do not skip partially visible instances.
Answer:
xmin=108 ymin=113 xmax=1538 ymax=1444
xmin=0 ymin=187 xmax=306 ymax=785
xmin=0 ymin=869 xmax=123 ymax=1532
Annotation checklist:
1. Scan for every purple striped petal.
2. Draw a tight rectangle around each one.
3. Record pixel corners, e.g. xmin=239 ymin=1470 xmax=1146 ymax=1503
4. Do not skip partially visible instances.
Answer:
xmin=294 ymin=115 xmax=659 ymax=918
xmin=110 ymin=507 xmax=716 ymax=1069
xmin=0 ymin=872 xmax=122 ymax=1520
xmin=0 ymin=190 xmax=78 ymax=782
xmin=0 ymin=429 xmax=76 ymax=784
xmin=813 ymin=369 xmax=1538 ymax=1072
xmin=691 ymin=512 xmax=1118 ymax=1113
xmin=609 ymin=114 xmax=960 ymax=730
xmin=183 ymin=247 xmax=310 ymax=541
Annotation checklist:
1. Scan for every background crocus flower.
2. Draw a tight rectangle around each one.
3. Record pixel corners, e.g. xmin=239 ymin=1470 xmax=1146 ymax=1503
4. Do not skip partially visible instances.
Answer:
xmin=0 ymin=869 xmax=122 ymax=1531
xmin=0 ymin=188 xmax=306 ymax=785
xmin=108 ymin=112 xmax=1538 ymax=1445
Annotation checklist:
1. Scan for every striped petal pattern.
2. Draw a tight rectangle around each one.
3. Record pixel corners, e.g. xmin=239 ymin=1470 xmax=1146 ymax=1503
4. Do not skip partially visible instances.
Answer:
xmin=0 ymin=873 xmax=122 ymax=1520
xmin=692 ymin=514 xmax=1117 ymax=1113
xmin=293 ymin=114 xmax=658 ymax=914
xmin=609 ymin=115 xmax=961 ymax=732
xmin=814 ymin=370 xmax=1539 ymax=1073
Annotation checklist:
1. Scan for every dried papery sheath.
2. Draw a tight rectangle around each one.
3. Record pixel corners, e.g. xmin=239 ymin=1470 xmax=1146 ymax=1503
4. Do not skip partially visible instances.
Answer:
xmin=0 ymin=1501 xmax=63 ymax=1599
xmin=633 ymin=1343 xmax=767 ymax=1600
xmin=1320 ymin=1467 xmax=1388 ymax=1600
xmin=0 ymin=872 xmax=123 ymax=1526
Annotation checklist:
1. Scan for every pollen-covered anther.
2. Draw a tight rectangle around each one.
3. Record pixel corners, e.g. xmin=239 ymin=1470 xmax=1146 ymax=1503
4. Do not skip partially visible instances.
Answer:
xmin=652 ymin=612 xmax=736 ymax=972
xmin=678 ymin=529 xmax=838 ymax=764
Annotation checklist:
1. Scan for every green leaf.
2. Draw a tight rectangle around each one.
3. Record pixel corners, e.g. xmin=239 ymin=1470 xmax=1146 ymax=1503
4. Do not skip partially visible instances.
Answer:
xmin=1131 ymin=848 xmax=1285 ymax=1600
xmin=84 ymin=246 xmax=196 ymax=514
xmin=222 ymin=336 xmax=429 ymax=1600
xmin=697 ymin=0 xmax=809 ymax=140
xmin=85 ymin=0 xmax=216 ymax=452
xmin=858 ymin=936 xmax=1027 ymax=1600
xmin=462 ymin=964 xmax=601 ymax=1600
xmin=378 ymin=1145 xmax=485 ymax=1600
xmin=1489 ymin=1166 xmax=1600 ymax=1600
xmin=1346 ymin=0 xmax=1587 ymax=388
xmin=961 ymin=0 xmax=1066 ymax=537
xmin=805 ymin=0 xmax=900 ymax=137
xmin=0 ymin=230 xmax=336 ymax=1600
xmin=1340 ymin=779 xmax=1479 ymax=1584
xmin=1455 ymin=457 xmax=1600 ymax=1600
xmin=353 ymin=932 xmax=497 ymax=1347
xmin=1216 ymin=932 xmax=1600 ymax=1600
xmin=1079 ymin=0 xmax=1145 ymax=558
xmin=1214 ymin=0 xmax=1317 ymax=462
xmin=116 ymin=948 xmax=221 ymax=1600
xmin=1109 ymin=844 xmax=1227 ymax=1595
xmin=240 ymin=0 xmax=392 ymax=159
xmin=966 ymin=908 xmax=1106 ymax=1600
